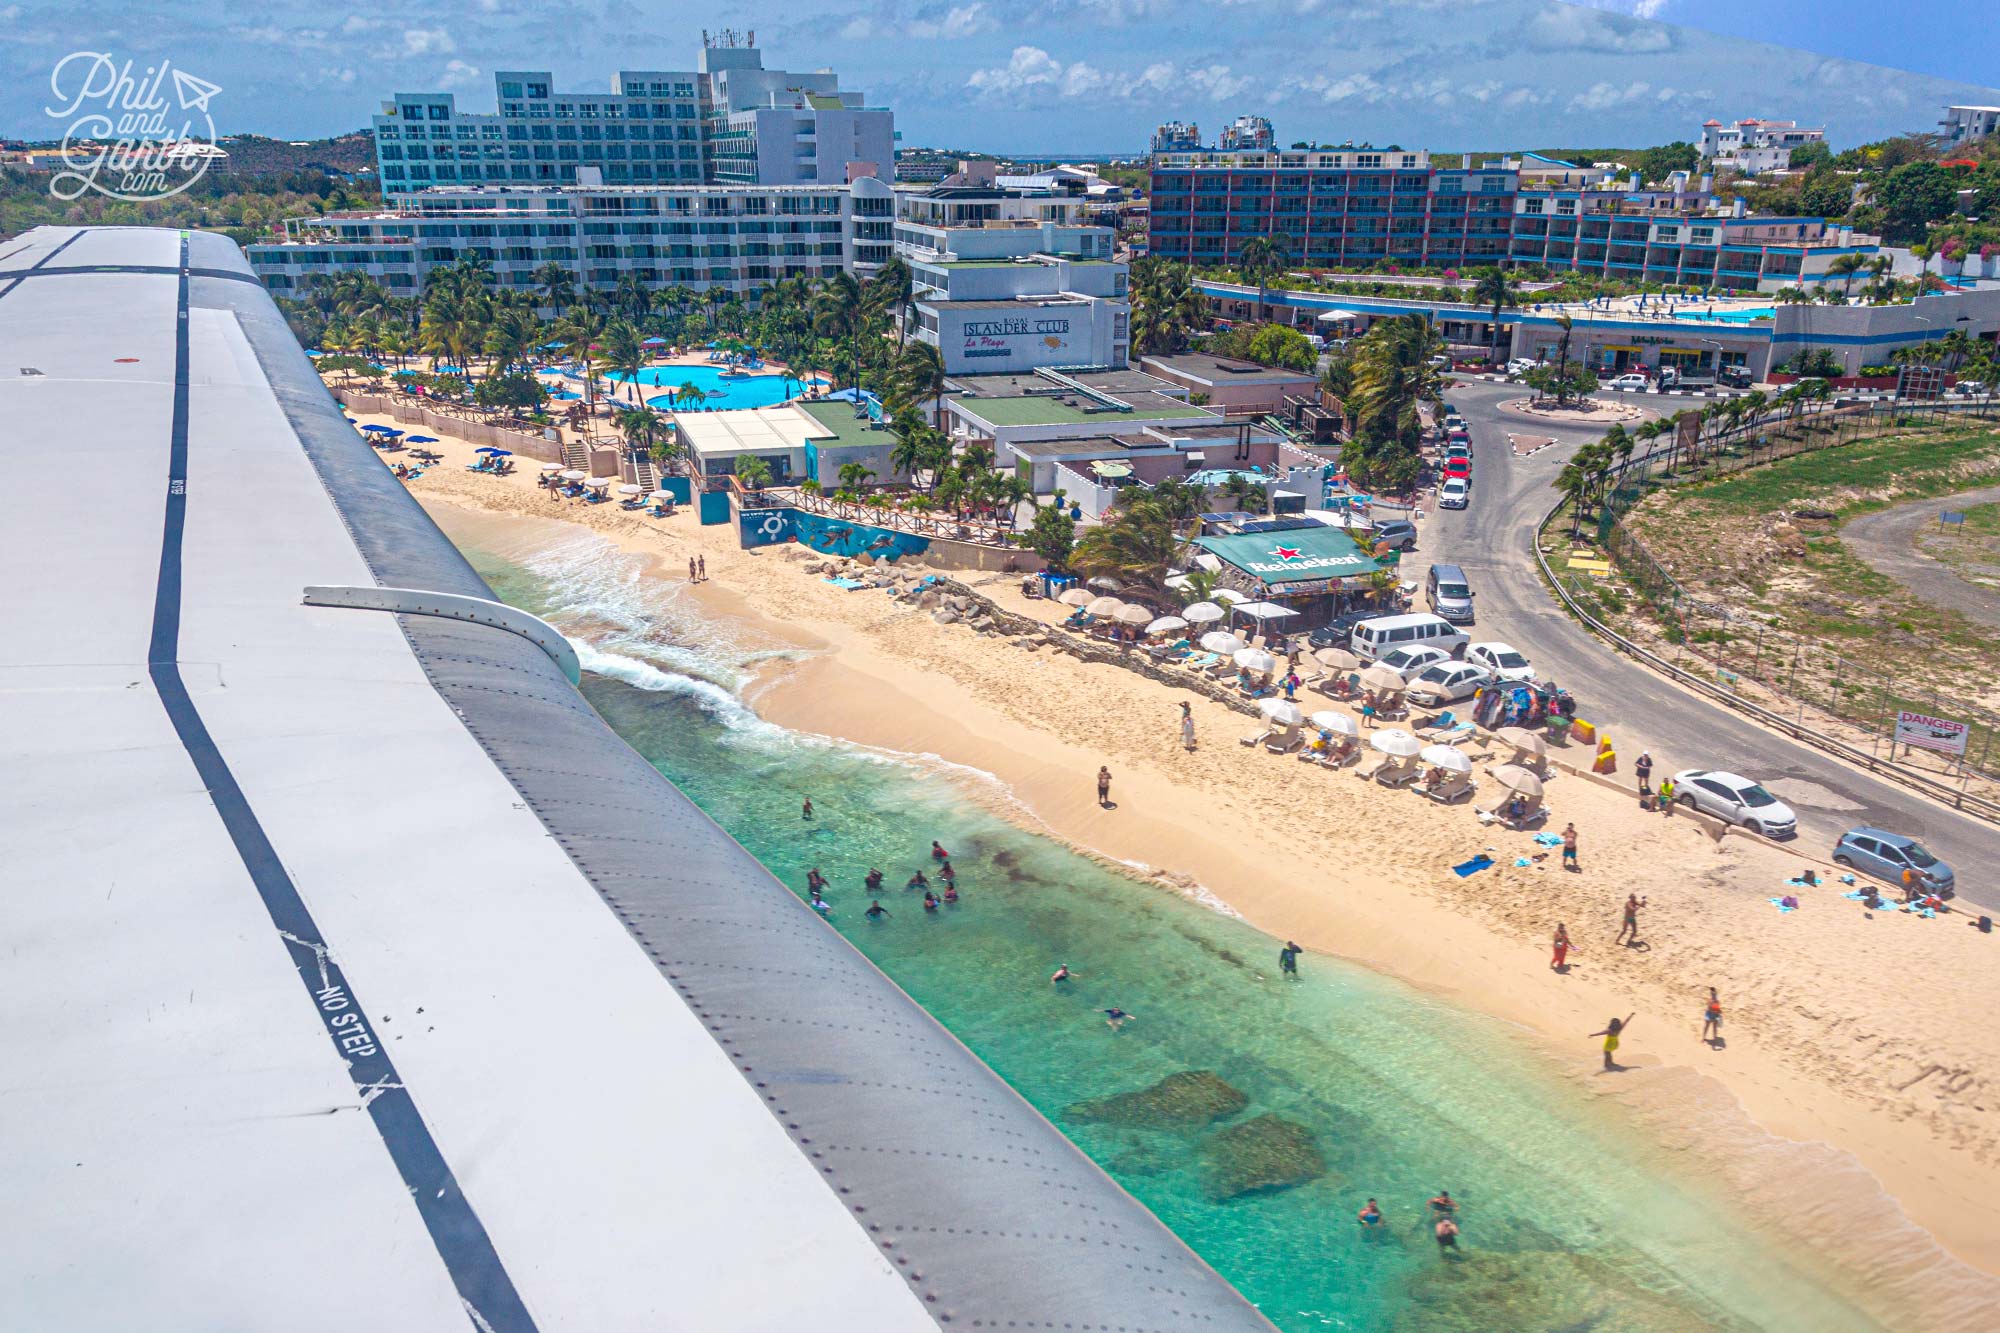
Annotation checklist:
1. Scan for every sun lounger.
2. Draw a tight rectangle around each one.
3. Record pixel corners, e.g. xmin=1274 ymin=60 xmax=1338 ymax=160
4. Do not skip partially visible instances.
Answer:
xmin=1264 ymin=727 xmax=1303 ymax=754
xmin=1375 ymin=755 xmax=1420 ymax=788
xmin=1239 ymin=728 xmax=1274 ymax=748
xmin=1354 ymin=753 xmax=1391 ymax=781
xmin=1423 ymin=774 xmax=1474 ymax=804
xmin=1419 ymin=721 xmax=1476 ymax=746
xmin=1477 ymin=795 xmax=1547 ymax=828
xmin=1180 ymin=652 xmax=1218 ymax=673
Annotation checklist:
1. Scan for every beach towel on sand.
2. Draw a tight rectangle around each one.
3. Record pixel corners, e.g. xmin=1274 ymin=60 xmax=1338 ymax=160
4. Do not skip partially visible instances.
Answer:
xmin=1532 ymin=832 xmax=1563 ymax=847
xmin=1767 ymin=897 xmax=1796 ymax=913
xmin=1453 ymin=855 xmax=1495 ymax=877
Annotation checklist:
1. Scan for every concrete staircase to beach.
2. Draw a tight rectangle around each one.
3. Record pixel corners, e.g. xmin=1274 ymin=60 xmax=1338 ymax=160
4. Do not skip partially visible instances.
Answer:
xmin=561 ymin=438 xmax=590 ymax=473
xmin=630 ymin=455 xmax=658 ymax=493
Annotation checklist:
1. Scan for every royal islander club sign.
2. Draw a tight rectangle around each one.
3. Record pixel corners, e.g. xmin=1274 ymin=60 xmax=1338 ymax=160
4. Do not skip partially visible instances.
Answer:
xmin=960 ymin=314 xmax=1071 ymax=361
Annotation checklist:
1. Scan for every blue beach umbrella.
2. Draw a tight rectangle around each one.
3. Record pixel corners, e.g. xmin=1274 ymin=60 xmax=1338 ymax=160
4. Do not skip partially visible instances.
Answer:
xmin=404 ymin=434 xmax=438 ymax=444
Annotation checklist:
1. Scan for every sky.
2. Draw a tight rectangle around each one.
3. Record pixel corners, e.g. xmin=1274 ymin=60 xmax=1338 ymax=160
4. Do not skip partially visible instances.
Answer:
xmin=3 ymin=0 xmax=1996 ymax=154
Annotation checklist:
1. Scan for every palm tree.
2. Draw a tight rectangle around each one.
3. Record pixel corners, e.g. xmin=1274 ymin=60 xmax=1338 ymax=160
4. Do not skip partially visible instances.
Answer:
xmin=891 ymin=340 xmax=947 ymax=425
xmin=534 ymin=261 xmax=578 ymax=316
xmin=1070 ymin=500 xmax=1180 ymax=593
xmin=812 ymin=272 xmax=864 ymax=390
xmin=734 ymin=453 xmax=774 ymax=497
xmin=868 ymin=257 xmax=915 ymax=350
xmin=1469 ymin=264 xmax=1520 ymax=366
xmin=1234 ymin=234 xmax=1292 ymax=323
xmin=1129 ymin=257 xmax=1205 ymax=356
xmin=1552 ymin=313 xmax=1575 ymax=401
xmin=1827 ymin=252 xmax=1869 ymax=300
xmin=1773 ymin=286 xmax=1812 ymax=305
xmin=836 ymin=460 xmax=876 ymax=493
xmin=1341 ymin=314 xmax=1446 ymax=490
xmin=603 ymin=317 xmax=646 ymax=408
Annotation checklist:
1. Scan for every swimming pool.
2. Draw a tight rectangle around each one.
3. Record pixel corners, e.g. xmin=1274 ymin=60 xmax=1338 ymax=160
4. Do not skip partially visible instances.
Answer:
xmin=605 ymin=364 xmax=828 ymax=411
xmin=1705 ymin=308 xmax=1774 ymax=323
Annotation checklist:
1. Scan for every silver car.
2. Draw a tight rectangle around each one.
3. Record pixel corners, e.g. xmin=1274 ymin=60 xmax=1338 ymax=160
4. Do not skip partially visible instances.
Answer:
xmin=1832 ymin=828 xmax=1956 ymax=899
xmin=1406 ymin=661 xmax=1494 ymax=706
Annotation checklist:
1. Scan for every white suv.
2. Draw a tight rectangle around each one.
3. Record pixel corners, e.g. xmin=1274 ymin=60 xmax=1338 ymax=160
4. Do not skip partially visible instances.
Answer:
xmin=1438 ymin=478 xmax=1470 ymax=509
xmin=1608 ymin=373 xmax=1652 ymax=391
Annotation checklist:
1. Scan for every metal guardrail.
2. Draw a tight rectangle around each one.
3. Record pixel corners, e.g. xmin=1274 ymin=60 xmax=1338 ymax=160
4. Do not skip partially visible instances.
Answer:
xmin=1532 ymin=502 xmax=2000 ymax=824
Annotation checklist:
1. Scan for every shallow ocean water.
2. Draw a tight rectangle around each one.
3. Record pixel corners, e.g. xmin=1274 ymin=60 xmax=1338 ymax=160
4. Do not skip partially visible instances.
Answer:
xmin=453 ymin=516 xmax=1883 ymax=1332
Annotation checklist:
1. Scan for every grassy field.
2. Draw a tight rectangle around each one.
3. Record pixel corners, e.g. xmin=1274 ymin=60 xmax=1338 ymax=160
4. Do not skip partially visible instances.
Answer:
xmin=1618 ymin=424 xmax=2000 ymax=746
xmin=1918 ymin=500 xmax=2000 ymax=591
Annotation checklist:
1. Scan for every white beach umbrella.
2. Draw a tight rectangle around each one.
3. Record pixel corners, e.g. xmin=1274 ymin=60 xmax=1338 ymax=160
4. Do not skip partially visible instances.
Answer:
xmin=1087 ymin=576 xmax=1124 ymax=592
xmin=539 ymin=462 xmax=564 ymax=474
xmin=1200 ymin=631 xmax=1246 ymax=654
xmin=1058 ymin=588 xmax=1094 ymax=607
xmin=1145 ymin=615 xmax=1188 ymax=636
xmin=1314 ymin=647 xmax=1360 ymax=671
xmin=1310 ymin=710 xmax=1360 ymax=736
xmin=1183 ymin=602 xmax=1225 ymax=624
xmin=1086 ymin=596 xmax=1127 ymax=617
xmin=1493 ymin=763 xmax=1545 ymax=797
xmin=1420 ymin=744 xmax=1473 ymax=773
xmin=1212 ymin=588 xmax=1248 ymax=605
xmin=585 ymin=475 xmax=615 ymax=489
xmin=648 ymin=490 xmax=674 ymax=502
xmin=1113 ymin=604 xmax=1153 ymax=626
xmin=1258 ymin=699 xmax=1306 ymax=727
xmin=1233 ymin=647 xmax=1277 ymax=675
xmin=1370 ymin=728 xmax=1423 ymax=757
xmin=561 ymin=469 xmax=587 ymax=481
xmin=1495 ymin=727 xmax=1547 ymax=758
xmin=1163 ymin=573 xmax=1193 ymax=591
xmin=617 ymin=483 xmax=643 ymax=495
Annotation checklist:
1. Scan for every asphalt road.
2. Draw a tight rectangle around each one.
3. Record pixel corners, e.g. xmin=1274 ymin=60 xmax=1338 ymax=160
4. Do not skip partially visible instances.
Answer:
xmin=1842 ymin=482 xmax=2000 ymax=631
xmin=1413 ymin=378 xmax=2000 ymax=913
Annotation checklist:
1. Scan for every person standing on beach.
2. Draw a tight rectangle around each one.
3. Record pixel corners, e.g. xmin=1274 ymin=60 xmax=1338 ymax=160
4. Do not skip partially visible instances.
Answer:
xmin=689 ymin=556 xmax=698 ymax=582
xmin=1561 ymin=823 xmax=1579 ymax=872
xmin=1180 ymin=702 xmax=1197 ymax=752
xmin=1279 ymin=941 xmax=1301 ymax=979
xmin=1551 ymin=923 xmax=1574 ymax=971
xmin=1702 ymin=988 xmax=1723 ymax=1046
xmin=1590 ymin=1014 xmax=1635 ymax=1070
xmin=1097 ymin=766 xmax=1112 ymax=807
xmin=1635 ymin=751 xmax=1654 ymax=798
xmin=1616 ymin=894 xmax=1646 ymax=946
xmin=698 ymin=554 xmax=707 ymax=581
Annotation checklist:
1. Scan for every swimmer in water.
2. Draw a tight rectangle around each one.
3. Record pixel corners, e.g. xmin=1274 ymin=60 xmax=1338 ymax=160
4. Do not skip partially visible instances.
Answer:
xmin=809 ymin=889 xmax=829 ymax=916
xmin=942 ymin=883 xmax=959 ymax=904
xmin=931 ymin=841 xmax=949 ymax=862
xmin=865 ymin=900 xmax=889 ymax=920
xmin=864 ymin=868 xmax=884 ymax=891
xmin=806 ymin=868 xmax=826 ymax=892
xmin=1051 ymin=964 xmax=1073 ymax=984
xmin=1103 ymin=1008 xmax=1132 ymax=1031
xmin=923 ymin=891 xmax=939 ymax=911
xmin=802 ymin=797 xmax=814 ymax=820
xmin=1358 ymin=1199 xmax=1382 ymax=1228
xmin=907 ymin=870 xmax=929 ymax=890
xmin=1434 ymin=1217 xmax=1459 ymax=1250
xmin=939 ymin=860 xmax=955 ymax=885
xmin=1429 ymin=1190 xmax=1456 ymax=1216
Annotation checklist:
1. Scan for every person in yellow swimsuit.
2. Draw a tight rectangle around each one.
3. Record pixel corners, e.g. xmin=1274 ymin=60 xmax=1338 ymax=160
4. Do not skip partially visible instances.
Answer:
xmin=1590 ymin=1014 xmax=1635 ymax=1070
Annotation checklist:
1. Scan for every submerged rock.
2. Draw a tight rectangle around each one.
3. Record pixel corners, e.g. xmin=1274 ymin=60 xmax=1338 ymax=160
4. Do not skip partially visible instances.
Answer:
xmin=1198 ymin=1114 xmax=1325 ymax=1201
xmin=1392 ymin=1249 xmax=1713 ymax=1333
xmin=1066 ymin=1071 xmax=1250 ymax=1128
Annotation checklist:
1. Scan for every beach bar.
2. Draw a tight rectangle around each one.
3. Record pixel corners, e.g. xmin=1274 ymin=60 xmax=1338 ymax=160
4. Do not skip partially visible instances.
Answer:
xmin=1193 ymin=522 xmax=1384 ymax=629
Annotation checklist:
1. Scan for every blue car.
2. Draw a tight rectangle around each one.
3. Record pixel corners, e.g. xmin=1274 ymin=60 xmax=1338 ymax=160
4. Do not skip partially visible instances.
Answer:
xmin=1832 ymin=827 xmax=1956 ymax=899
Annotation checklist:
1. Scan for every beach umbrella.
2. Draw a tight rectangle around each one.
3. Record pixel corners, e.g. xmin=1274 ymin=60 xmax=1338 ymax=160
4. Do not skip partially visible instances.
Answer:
xmin=1087 ymin=576 xmax=1124 ymax=592
xmin=1233 ymin=648 xmax=1277 ymax=675
xmin=585 ymin=475 xmax=615 ymax=489
xmin=1496 ymin=727 xmax=1546 ymax=758
xmin=489 ymin=449 xmax=512 ymax=458
xmin=1370 ymin=728 xmax=1423 ymax=757
xmin=1086 ymin=596 xmax=1127 ymax=617
xmin=1359 ymin=663 xmax=1407 ymax=693
xmin=1112 ymin=604 xmax=1153 ymax=626
xmin=540 ymin=463 xmax=564 ymax=474
xmin=1183 ymin=602 xmax=1225 ymax=624
xmin=474 ymin=446 xmax=501 ymax=454
xmin=1212 ymin=588 xmax=1248 ymax=604
xmin=641 ymin=336 xmax=667 ymax=347
xmin=1310 ymin=710 xmax=1360 ymax=736
xmin=648 ymin=489 xmax=674 ymax=502
xmin=1420 ymin=744 xmax=1473 ymax=773
xmin=618 ymin=483 xmax=644 ymax=495
xmin=1493 ymin=764 xmax=1544 ymax=797
xmin=404 ymin=434 xmax=438 ymax=444
xmin=1145 ymin=615 xmax=1188 ymax=636
xmin=561 ymin=469 xmax=587 ymax=481
xmin=1200 ymin=631 xmax=1245 ymax=654
xmin=360 ymin=424 xmax=394 ymax=434
xmin=1057 ymin=588 xmax=1094 ymax=607
xmin=1258 ymin=699 xmax=1305 ymax=727
xmin=1313 ymin=647 xmax=1360 ymax=671
xmin=1163 ymin=573 xmax=1193 ymax=592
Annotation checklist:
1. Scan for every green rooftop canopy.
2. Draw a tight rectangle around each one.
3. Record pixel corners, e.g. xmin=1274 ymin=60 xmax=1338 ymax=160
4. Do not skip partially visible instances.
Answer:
xmin=1194 ymin=526 xmax=1374 ymax=586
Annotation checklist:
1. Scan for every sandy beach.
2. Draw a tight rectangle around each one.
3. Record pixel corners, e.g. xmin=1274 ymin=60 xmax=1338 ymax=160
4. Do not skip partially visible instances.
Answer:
xmin=365 ymin=402 xmax=2000 ymax=1321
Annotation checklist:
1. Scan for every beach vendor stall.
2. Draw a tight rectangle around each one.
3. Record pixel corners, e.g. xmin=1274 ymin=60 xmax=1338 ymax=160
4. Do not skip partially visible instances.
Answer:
xmin=1190 ymin=523 xmax=1382 ymax=632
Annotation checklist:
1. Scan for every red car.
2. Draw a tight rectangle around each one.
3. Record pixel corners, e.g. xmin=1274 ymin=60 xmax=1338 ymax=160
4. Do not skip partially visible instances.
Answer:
xmin=1442 ymin=457 xmax=1472 ymax=480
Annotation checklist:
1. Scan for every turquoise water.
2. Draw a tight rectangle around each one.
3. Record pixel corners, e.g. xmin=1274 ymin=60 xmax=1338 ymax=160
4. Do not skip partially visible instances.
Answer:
xmin=449 ymin=516 xmax=1886 ymax=1332
xmin=1705 ymin=308 xmax=1774 ymax=323
xmin=602 ymin=363 xmax=827 ymax=411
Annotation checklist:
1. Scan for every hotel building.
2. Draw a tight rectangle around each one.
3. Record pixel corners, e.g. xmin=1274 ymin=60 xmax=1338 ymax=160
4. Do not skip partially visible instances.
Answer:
xmin=1697 ymin=119 xmax=1825 ymax=175
xmin=1940 ymin=105 xmax=2000 ymax=147
xmin=246 ymin=173 xmax=895 ymax=298
xmin=369 ymin=35 xmax=892 ymax=195
xmin=1147 ymin=147 xmax=1876 ymax=293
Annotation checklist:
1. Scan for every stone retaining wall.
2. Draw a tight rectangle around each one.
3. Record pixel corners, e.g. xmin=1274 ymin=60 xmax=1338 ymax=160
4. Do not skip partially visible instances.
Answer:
xmin=334 ymin=390 xmax=564 ymax=462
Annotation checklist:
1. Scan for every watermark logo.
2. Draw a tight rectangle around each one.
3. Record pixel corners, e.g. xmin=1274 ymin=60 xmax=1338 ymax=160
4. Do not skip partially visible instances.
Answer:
xmin=45 ymin=53 xmax=221 ymax=203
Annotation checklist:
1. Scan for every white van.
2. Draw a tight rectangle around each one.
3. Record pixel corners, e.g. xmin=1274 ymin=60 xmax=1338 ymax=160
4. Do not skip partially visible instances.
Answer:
xmin=1350 ymin=612 xmax=1469 ymax=663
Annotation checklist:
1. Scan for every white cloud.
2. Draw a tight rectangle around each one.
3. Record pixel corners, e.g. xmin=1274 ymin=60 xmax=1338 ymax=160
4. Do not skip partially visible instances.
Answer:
xmin=1567 ymin=79 xmax=1657 ymax=112
xmin=1525 ymin=6 xmax=1673 ymax=53
xmin=967 ymin=45 xmax=1067 ymax=96
xmin=401 ymin=27 xmax=456 ymax=56
xmin=845 ymin=3 xmax=996 ymax=41
xmin=439 ymin=59 xmax=482 ymax=89
xmin=1572 ymin=0 xmax=1672 ymax=16
xmin=966 ymin=47 xmax=1249 ymax=104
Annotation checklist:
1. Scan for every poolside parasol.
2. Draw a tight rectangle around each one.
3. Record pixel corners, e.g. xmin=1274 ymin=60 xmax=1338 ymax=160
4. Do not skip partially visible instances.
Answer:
xmin=618 ymin=484 xmax=644 ymax=495
xmin=584 ymin=476 xmax=615 ymax=489
xmin=540 ymin=463 xmax=564 ymax=474
xmin=648 ymin=490 xmax=674 ymax=502
xmin=561 ymin=469 xmax=588 ymax=481
xmin=1420 ymin=745 xmax=1473 ymax=773
xmin=1212 ymin=588 xmax=1248 ymax=605
xmin=1369 ymin=729 xmax=1423 ymax=757
xmin=1087 ymin=576 xmax=1124 ymax=592
xmin=404 ymin=434 xmax=438 ymax=444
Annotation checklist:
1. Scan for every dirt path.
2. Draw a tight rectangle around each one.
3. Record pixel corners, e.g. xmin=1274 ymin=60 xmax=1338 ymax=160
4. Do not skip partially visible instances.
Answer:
xmin=1841 ymin=483 xmax=2000 ymax=630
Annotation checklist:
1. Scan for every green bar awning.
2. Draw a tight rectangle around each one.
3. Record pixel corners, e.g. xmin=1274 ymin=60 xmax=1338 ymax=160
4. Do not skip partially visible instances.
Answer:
xmin=1193 ymin=526 xmax=1374 ymax=586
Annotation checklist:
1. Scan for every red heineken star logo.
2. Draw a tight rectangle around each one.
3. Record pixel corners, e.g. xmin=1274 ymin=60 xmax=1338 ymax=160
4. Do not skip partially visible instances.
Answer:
xmin=1272 ymin=545 xmax=1303 ymax=561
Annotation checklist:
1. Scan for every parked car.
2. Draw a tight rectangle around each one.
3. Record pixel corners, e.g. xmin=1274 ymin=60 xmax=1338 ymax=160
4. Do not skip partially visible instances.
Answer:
xmin=1955 ymin=379 xmax=1988 ymax=397
xmin=1506 ymin=358 xmax=1539 ymax=376
xmin=1669 ymin=770 xmax=1798 ymax=838
xmin=1438 ymin=478 xmax=1471 ymax=509
xmin=1466 ymin=641 xmax=1535 ymax=682
xmin=1372 ymin=518 xmax=1419 ymax=551
xmin=1376 ymin=644 xmax=1454 ymax=681
xmin=1406 ymin=661 xmax=1493 ymax=706
xmin=1446 ymin=422 xmax=1470 ymax=440
xmin=1442 ymin=457 xmax=1472 ymax=481
xmin=1443 ymin=440 xmax=1471 ymax=459
xmin=1608 ymin=373 xmax=1652 ymax=391
xmin=1428 ymin=354 xmax=1451 ymax=369
xmin=1717 ymin=365 xmax=1753 ymax=389
xmin=1832 ymin=828 xmax=1956 ymax=899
